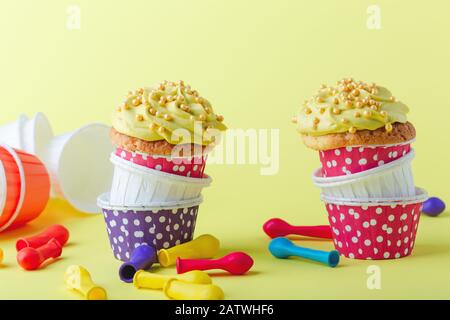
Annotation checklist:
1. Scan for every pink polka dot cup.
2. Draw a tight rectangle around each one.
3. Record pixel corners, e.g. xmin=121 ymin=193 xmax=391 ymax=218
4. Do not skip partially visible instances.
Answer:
xmin=319 ymin=140 xmax=413 ymax=178
xmin=321 ymin=188 xmax=428 ymax=260
xmin=109 ymin=153 xmax=212 ymax=206
xmin=115 ymin=148 xmax=207 ymax=178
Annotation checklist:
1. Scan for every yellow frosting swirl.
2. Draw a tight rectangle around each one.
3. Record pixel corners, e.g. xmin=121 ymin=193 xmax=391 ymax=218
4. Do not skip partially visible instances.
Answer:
xmin=294 ymin=78 xmax=409 ymax=136
xmin=112 ymin=81 xmax=227 ymax=145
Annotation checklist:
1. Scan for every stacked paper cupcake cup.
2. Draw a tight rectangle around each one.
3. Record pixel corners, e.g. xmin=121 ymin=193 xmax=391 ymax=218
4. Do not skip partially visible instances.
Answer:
xmin=97 ymin=81 xmax=227 ymax=262
xmin=312 ymin=140 xmax=427 ymax=260
xmin=294 ymin=78 xmax=429 ymax=261
xmin=99 ymin=148 xmax=211 ymax=262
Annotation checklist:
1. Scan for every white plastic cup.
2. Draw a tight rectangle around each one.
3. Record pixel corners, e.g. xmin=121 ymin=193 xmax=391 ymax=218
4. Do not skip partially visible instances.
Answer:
xmin=312 ymin=150 xmax=416 ymax=198
xmin=0 ymin=113 xmax=54 ymax=160
xmin=0 ymin=115 xmax=27 ymax=150
xmin=21 ymin=113 xmax=54 ymax=159
xmin=41 ymin=123 xmax=114 ymax=213
xmin=109 ymin=153 xmax=212 ymax=206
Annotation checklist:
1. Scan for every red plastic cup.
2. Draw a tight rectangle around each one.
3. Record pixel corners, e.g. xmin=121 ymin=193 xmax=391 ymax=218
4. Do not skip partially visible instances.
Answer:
xmin=115 ymin=148 xmax=207 ymax=178
xmin=319 ymin=140 xmax=412 ymax=177
xmin=0 ymin=145 xmax=50 ymax=232
xmin=0 ymin=146 xmax=23 ymax=228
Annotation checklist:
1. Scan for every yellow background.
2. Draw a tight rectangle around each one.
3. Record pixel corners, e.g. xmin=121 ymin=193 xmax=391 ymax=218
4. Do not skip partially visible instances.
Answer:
xmin=0 ymin=0 xmax=449 ymax=299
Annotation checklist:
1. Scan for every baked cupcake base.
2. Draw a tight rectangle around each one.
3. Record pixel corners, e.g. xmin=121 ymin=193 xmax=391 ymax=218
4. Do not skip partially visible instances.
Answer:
xmin=301 ymin=122 xmax=416 ymax=151
xmin=110 ymin=128 xmax=206 ymax=156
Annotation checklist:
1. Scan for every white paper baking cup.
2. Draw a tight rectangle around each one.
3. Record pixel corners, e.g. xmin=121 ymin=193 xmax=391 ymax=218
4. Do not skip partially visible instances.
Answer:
xmin=0 ymin=113 xmax=54 ymax=160
xmin=109 ymin=153 xmax=212 ymax=206
xmin=312 ymin=150 xmax=415 ymax=198
xmin=41 ymin=123 xmax=114 ymax=213
xmin=320 ymin=187 xmax=428 ymax=206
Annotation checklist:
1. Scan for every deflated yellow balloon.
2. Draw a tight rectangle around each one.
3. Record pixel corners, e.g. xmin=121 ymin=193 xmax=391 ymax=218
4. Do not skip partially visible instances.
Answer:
xmin=158 ymin=234 xmax=220 ymax=267
xmin=164 ymin=279 xmax=224 ymax=300
xmin=64 ymin=265 xmax=107 ymax=300
xmin=133 ymin=270 xmax=212 ymax=290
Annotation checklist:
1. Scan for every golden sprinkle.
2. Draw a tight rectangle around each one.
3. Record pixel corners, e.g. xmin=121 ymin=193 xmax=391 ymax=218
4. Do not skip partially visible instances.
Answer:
xmin=180 ymin=104 xmax=190 ymax=112
xmin=148 ymin=108 xmax=156 ymax=115
xmin=189 ymin=115 xmax=195 ymax=120
xmin=315 ymin=97 xmax=323 ymax=103
xmin=116 ymin=106 xmax=122 ymax=112
xmin=389 ymin=96 xmax=396 ymax=102
xmin=345 ymin=100 xmax=353 ymax=108
xmin=198 ymin=114 xmax=207 ymax=121
xmin=380 ymin=110 xmax=387 ymax=117
xmin=149 ymin=123 xmax=158 ymax=131
xmin=313 ymin=117 xmax=320 ymax=124
xmin=370 ymin=105 xmax=379 ymax=111
xmin=363 ymin=110 xmax=372 ymax=118
xmin=136 ymin=114 xmax=144 ymax=121
xmin=354 ymin=111 xmax=361 ymax=118
xmin=304 ymin=107 xmax=312 ymax=115
xmin=216 ymin=115 xmax=224 ymax=122
xmin=158 ymin=127 xmax=165 ymax=134
xmin=355 ymin=101 xmax=363 ymax=108
xmin=351 ymin=89 xmax=360 ymax=97
xmin=319 ymin=107 xmax=326 ymax=114
xmin=291 ymin=116 xmax=298 ymax=124
xmin=385 ymin=123 xmax=393 ymax=132
xmin=340 ymin=118 xmax=349 ymax=124
xmin=164 ymin=114 xmax=173 ymax=121
xmin=158 ymin=84 xmax=165 ymax=91
xmin=132 ymin=98 xmax=141 ymax=106
xmin=333 ymin=98 xmax=340 ymax=105
xmin=332 ymin=107 xmax=341 ymax=115
xmin=349 ymin=126 xmax=357 ymax=134
xmin=195 ymin=97 xmax=203 ymax=104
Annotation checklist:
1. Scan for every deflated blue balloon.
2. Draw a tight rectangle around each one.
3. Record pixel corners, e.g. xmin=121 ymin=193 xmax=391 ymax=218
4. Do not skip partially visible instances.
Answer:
xmin=422 ymin=197 xmax=445 ymax=217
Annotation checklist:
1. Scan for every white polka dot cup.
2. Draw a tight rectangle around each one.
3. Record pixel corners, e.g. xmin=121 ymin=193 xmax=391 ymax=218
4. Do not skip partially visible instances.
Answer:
xmin=97 ymin=193 xmax=202 ymax=262
xmin=321 ymin=188 xmax=428 ymax=260
xmin=109 ymin=153 xmax=212 ymax=206
xmin=319 ymin=140 xmax=413 ymax=178
xmin=115 ymin=148 xmax=207 ymax=179
xmin=312 ymin=150 xmax=415 ymax=199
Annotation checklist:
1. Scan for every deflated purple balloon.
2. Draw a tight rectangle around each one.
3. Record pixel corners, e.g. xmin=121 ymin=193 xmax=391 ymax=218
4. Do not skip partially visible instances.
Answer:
xmin=119 ymin=244 xmax=157 ymax=283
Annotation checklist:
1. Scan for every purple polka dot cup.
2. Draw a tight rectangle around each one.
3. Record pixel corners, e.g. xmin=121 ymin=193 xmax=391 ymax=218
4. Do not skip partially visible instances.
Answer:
xmin=109 ymin=153 xmax=212 ymax=206
xmin=97 ymin=193 xmax=202 ymax=262
xmin=313 ymin=150 xmax=415 ymax=199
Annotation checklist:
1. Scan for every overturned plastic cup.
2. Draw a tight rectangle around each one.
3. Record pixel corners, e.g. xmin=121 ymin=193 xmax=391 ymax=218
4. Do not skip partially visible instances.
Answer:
xmin=0 ymin=113 xmax=54 ymax=159
xmin=0 ymin=115 xmax=27 ymax=150
xmin=41 ymin=123 xmax=114 ymax=214
xmin=0 ymin=145 xmax=50 ymax=232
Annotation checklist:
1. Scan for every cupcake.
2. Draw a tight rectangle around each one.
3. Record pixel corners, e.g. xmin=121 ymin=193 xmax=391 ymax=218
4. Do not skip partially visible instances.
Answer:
xmin=293 ymin=78 xmax=415 ymax=178
xmin=293 ymin=78 xmax=427 ymax=260
xmin=111 ymin=80 xmax=227 ymax=178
